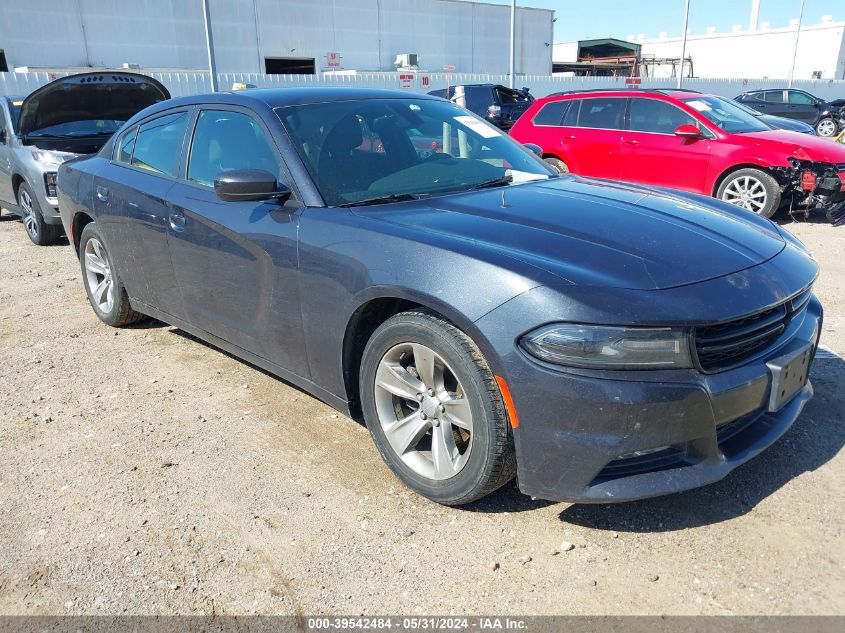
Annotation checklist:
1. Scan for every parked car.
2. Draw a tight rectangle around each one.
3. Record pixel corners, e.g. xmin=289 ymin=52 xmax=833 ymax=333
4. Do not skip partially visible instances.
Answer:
xmin=510 ymin=89 xmax=845 ymax=220
xmin=735 ymin=89 xmax=844 ymax=137
xmin=724 ymin=96 xmax=816 ymax=135
xmin=0 ymin=72 xmax=169 ymax=245
xmin=427 ymin=84 xmax=533 ymax=130
xmin=59 ymin=87 xmax=821 ymax=505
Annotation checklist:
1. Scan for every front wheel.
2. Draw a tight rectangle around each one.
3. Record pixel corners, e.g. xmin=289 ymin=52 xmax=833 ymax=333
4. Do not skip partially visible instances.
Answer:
xmin=18 ymin=182 xmax=61 ymax=246
xmin=78 ymin=223 xmax=145 ymax=327
xmin=360 ymin=310 xmax=516 ymax=505
xmin=816 ymin=117 xmax=837 ymax=137
xmin=716 ymin=168 xmax=781 ymax=218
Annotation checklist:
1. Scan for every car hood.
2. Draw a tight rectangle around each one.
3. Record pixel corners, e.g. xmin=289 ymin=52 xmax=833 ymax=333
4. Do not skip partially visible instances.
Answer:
xmin=361 ymin=176 xmax=786 ymax=290
xmin=17 ymin=72 xmax=170 ymax=137
xmin=739 ymin=129 xmax=845 ymax=163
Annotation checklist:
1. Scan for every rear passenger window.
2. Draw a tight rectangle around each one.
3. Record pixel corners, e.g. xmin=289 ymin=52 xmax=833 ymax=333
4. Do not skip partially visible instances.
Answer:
xmin=577 ymin=98 xmax=624 ymax=130
xmin=764 ymin=91 xmax=784 ymax=103
xmin=131 ymin=111 xmax=188 ymax=176
xmin=628 ymin=99 xmax=696 ymax=134
xmin=533 ymin=101 xmax=571 ymax=126
xmin=116 ymin=126 xmax=138 ymax=163
xmin=562 ymin=100 xmax=580 ymax=126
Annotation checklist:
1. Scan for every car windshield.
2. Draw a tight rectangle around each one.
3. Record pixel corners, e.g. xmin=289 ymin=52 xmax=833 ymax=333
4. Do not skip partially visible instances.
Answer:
xmin=275 ymin=97 xmax=554 ymax=206
xmin=681 ymin=95 xmax=770 ymax=134
xmin=26 ymin=119 xmax=124 ymax=138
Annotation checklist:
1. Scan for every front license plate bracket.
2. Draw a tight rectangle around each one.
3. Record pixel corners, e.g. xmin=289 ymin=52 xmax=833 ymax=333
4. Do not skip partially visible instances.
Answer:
xmin=766 ymin=344 xmax=813 ymax=412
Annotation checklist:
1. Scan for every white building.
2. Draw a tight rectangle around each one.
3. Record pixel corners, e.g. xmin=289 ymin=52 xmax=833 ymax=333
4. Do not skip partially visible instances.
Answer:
xmin=0 ymin=0 xmax=554 ymax=76
xmin=553 ymin=15 xmax=845 ymax=81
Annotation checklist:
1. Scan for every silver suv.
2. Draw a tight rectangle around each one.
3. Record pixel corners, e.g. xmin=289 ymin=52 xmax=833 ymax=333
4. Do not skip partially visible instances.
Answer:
xmin=0 ymin=72 xmax=169 ymax=245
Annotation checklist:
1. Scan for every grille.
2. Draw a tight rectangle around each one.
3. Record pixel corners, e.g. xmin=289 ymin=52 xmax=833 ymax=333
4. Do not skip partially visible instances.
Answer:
xmin=694 ymin=288 xmax=812 ymax=372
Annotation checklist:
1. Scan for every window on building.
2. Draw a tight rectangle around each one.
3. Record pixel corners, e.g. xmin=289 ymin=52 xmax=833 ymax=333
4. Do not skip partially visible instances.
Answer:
xmin=265 ymin=57 xmax=316 ymax=75
xmin=628 ymin=98 xmax=696 ymax=134
xmin=131 ymin=111 xmax=188 ymax=176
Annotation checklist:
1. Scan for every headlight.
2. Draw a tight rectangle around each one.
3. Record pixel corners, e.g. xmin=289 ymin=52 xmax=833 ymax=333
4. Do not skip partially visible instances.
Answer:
xmin=31 ymin=149 xmax=63 ymax=165
xmin=520 ymin=324 xmax=692 ymax=370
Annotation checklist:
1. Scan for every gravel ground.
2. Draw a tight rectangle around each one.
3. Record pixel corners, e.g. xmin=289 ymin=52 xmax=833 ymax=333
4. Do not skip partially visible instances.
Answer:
xmin=0 ymin=212 xmax=843 ymax=616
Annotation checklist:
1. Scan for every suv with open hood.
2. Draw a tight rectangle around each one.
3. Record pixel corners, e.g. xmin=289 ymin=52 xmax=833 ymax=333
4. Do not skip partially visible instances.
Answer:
xmin=0 ymin=72 xmax=169 ymax=245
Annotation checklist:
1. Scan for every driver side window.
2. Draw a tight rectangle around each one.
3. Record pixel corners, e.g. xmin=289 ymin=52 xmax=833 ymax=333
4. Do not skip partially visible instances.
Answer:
xmin=188 ymin=110 xmax=282 ymax=188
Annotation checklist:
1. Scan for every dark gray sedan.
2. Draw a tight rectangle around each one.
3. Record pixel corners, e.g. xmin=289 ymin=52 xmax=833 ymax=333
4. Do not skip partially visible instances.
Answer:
xmin=57 ymin=88 xmax=822 ymax=505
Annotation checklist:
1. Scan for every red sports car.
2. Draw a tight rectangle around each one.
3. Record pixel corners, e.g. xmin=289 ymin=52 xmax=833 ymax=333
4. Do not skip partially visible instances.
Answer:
xmin=510 ymin=89 xmax=845 ymax=221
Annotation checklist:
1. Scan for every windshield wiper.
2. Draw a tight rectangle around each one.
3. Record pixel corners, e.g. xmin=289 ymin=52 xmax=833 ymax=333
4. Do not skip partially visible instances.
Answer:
xmin=469 ymin=175 xmax=513 ymax=190
xmin=339 ymin=193 xmax=420 ymax=207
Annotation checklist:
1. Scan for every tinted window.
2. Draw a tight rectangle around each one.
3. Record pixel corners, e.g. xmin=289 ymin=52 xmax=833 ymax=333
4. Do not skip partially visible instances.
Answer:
xmin=496 ymin=87 xmax=530 ymax=104
xmin=464 ymin=86 xmax=492 ymax=112
xmin=562 ymin=100 xmax=580 ymax=126
xmin=188 ymin=110 xmax=281 ymax=188
xmin=131 ymin=112 xmax=188 ymax=176
xmin=788 ymin=91 xmax=815 ymax=105
xmin=577 ymin=98 xmax=624 ymax=129
xmin=532 ymin=101 xmax=570 ymax=126
xmin=682 ymin=96 xmax=770 ymax=133
xmin=764 ymin=90 xmax=784 ymax=103
xmin=276 ymin=98 xmax=554 ymax=206
xmin=743 ymin=91 xmax=764 ymax=101
xmin=628 ymin=98 xmax=696 ymax=134
xmin=116 ymin=126 xmax=138 ymax=163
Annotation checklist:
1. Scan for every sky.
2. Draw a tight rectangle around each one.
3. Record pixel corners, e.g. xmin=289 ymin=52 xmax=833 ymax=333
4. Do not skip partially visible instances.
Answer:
xmin=471 ymin=0 xmax=838 ymax=42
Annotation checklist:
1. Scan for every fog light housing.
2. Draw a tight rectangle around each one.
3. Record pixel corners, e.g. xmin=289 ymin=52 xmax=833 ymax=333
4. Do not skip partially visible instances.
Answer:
xmin=520 ymin=324 xmax=693 ymax=370
xmin=44 ymin=172 xmax=57 ymax=198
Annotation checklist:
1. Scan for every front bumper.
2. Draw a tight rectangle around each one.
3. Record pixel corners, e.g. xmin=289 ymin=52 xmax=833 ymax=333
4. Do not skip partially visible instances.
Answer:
xmin=478 ymin=272 xmax=822 ymax=503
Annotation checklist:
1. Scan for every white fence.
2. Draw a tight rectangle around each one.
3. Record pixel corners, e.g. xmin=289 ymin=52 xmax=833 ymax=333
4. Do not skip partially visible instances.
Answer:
xmin=2 ymin=70 xmax=845 ymax=101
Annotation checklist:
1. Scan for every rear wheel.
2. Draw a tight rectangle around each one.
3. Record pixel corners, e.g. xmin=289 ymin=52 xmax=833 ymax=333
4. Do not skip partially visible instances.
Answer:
xmin=360 ymin=310 xmax=516 ymax=505
xmin=18 ymin=182 xmax=61 ymax=246
xmin=544 ymin=156 xmax=569 ymax=174
xmin=816 ymin=117 xmax=837 ymax=137
xmin=716 ymin=168 xmax=781 ymax=218
xmin=78 ymin=223 xmax=144 ymax=327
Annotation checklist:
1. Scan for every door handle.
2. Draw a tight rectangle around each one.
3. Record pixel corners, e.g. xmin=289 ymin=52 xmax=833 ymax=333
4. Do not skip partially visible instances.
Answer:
xmin=169 ymin=211 xmax=185 ymax=232
xmin=96 ymin=186 xmax=109 ymax=202
xmin=623 ymin=139 xmax=640 ymax=145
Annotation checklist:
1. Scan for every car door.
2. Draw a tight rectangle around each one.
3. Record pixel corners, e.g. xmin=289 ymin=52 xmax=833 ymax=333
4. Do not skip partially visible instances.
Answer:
xmin=620 ymin=97 xmax=711 ymax=194
xmin=785 ymin=90 xmax=821 ymax=125
xmin=762 ymin=90 xmax=790 ymax=118
xmin=93 ymin=109 xmax=190 ymax=317
xmin=165 ymin=107 xmax=308 ymax=377
xmin=561 ymin=97 xmax=624 ymax=180
xmin=0 ymin=101 xmax=14 ymax=206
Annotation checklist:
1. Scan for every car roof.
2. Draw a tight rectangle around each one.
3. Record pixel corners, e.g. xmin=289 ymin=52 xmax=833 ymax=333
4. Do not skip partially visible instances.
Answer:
xmin=538 ymin=89 xmax=708 ymax=103
xmin=162 ymin=87 xmax=444 ymax=110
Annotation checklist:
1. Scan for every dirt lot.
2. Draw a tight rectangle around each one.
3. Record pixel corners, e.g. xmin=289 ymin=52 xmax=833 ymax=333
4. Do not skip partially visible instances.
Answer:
xmin=0 ymin=212 xmax=843 ymax=616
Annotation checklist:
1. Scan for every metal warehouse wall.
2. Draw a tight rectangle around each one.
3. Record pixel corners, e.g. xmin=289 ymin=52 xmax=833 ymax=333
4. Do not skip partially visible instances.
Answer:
xmin=0 ymin=0 xmax=554 ymax=75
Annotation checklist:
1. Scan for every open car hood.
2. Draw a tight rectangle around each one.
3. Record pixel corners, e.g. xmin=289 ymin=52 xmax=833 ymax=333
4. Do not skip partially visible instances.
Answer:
xmin=17 ymin=72 xmax=170 ymax=137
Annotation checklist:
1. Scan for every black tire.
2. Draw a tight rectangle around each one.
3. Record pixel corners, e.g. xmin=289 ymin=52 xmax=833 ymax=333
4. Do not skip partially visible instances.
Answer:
xmin=716 ymin=168 xmax=781 ymax=218
xmin=18 ymin=182 xmax=62 ymax=246
xmin=544 ymin=156 xmax=569 ymax=174
xmin=815 ymin=117 xmax=837 ymax=138
xmin=360 ymin=310 xmax=516 ymax=506
xmin=78 ymin=223 xmax=145 ymax=327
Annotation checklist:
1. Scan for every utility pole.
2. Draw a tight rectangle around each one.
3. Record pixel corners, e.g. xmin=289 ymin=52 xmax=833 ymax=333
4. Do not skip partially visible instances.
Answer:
xmin=202 ymin=0 xmax=219 ymax=92
xmin=509 ymin=0 xmax=516 ymax=88
xmin=677 ymin=0 xmax=690 ymax=88
xmin=788 ymin=0 xmax=805 ymax=88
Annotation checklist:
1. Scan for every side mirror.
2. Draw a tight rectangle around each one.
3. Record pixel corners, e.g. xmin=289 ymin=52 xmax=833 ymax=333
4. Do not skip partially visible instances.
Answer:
xmin=213 ymin=169 xmax=291 ymax=203
xmin=674 ymin=124 xmax=702 ymax=139
xmin=523 ymin=142 xmax=542 ymax=156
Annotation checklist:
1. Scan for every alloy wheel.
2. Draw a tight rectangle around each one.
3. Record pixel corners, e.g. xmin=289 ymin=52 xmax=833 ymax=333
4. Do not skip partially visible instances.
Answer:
xmin=721 ymin=175 xmax=768 ymax=213
xmin=373 ymin=342 xmax=474 ymax=480
xmin=19 ymin=188 xmax=38 ymax=240
xmin=83 ymin=238 xmax=115 ymax=314
xmin=816 ymin=118 xmax=837 ymax=137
